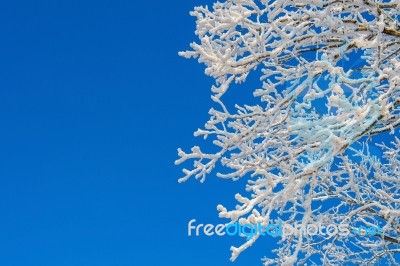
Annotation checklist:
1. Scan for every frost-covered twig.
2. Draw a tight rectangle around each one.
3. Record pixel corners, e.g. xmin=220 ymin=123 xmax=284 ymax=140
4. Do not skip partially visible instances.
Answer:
xmin=177 ymin=0 xmax=400 ymax=264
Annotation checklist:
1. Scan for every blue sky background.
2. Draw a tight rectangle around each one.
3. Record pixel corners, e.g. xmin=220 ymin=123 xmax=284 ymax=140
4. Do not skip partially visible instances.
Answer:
xmin=0 ymin=0 xmax=277 ymax=265
xmin=1 ymin=1 xmax=396 ymax=266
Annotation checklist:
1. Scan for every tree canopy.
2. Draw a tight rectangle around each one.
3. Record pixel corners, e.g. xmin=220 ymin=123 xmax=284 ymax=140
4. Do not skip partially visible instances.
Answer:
xmin=177 ymin=1 xmax=400 ymax=264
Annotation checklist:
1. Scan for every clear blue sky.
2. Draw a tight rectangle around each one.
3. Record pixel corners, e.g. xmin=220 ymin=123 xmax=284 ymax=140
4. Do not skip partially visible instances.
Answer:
xmin=0 ymin=1 xmax=277 ymax=265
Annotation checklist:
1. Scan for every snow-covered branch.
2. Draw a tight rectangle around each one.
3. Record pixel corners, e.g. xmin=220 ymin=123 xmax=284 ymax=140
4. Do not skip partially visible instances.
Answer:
xmin=177 ymin=0 xmax=400 ymax=264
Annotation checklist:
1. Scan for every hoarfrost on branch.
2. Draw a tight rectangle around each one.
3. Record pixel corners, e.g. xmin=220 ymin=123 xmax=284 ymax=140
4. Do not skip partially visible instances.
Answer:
xmin=176 ymin=0 xmax=400 ymax=264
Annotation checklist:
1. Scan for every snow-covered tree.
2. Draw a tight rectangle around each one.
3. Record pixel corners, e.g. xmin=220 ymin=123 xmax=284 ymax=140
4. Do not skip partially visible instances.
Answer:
xmin=176 ymin=0 xmax=400 ymax=265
